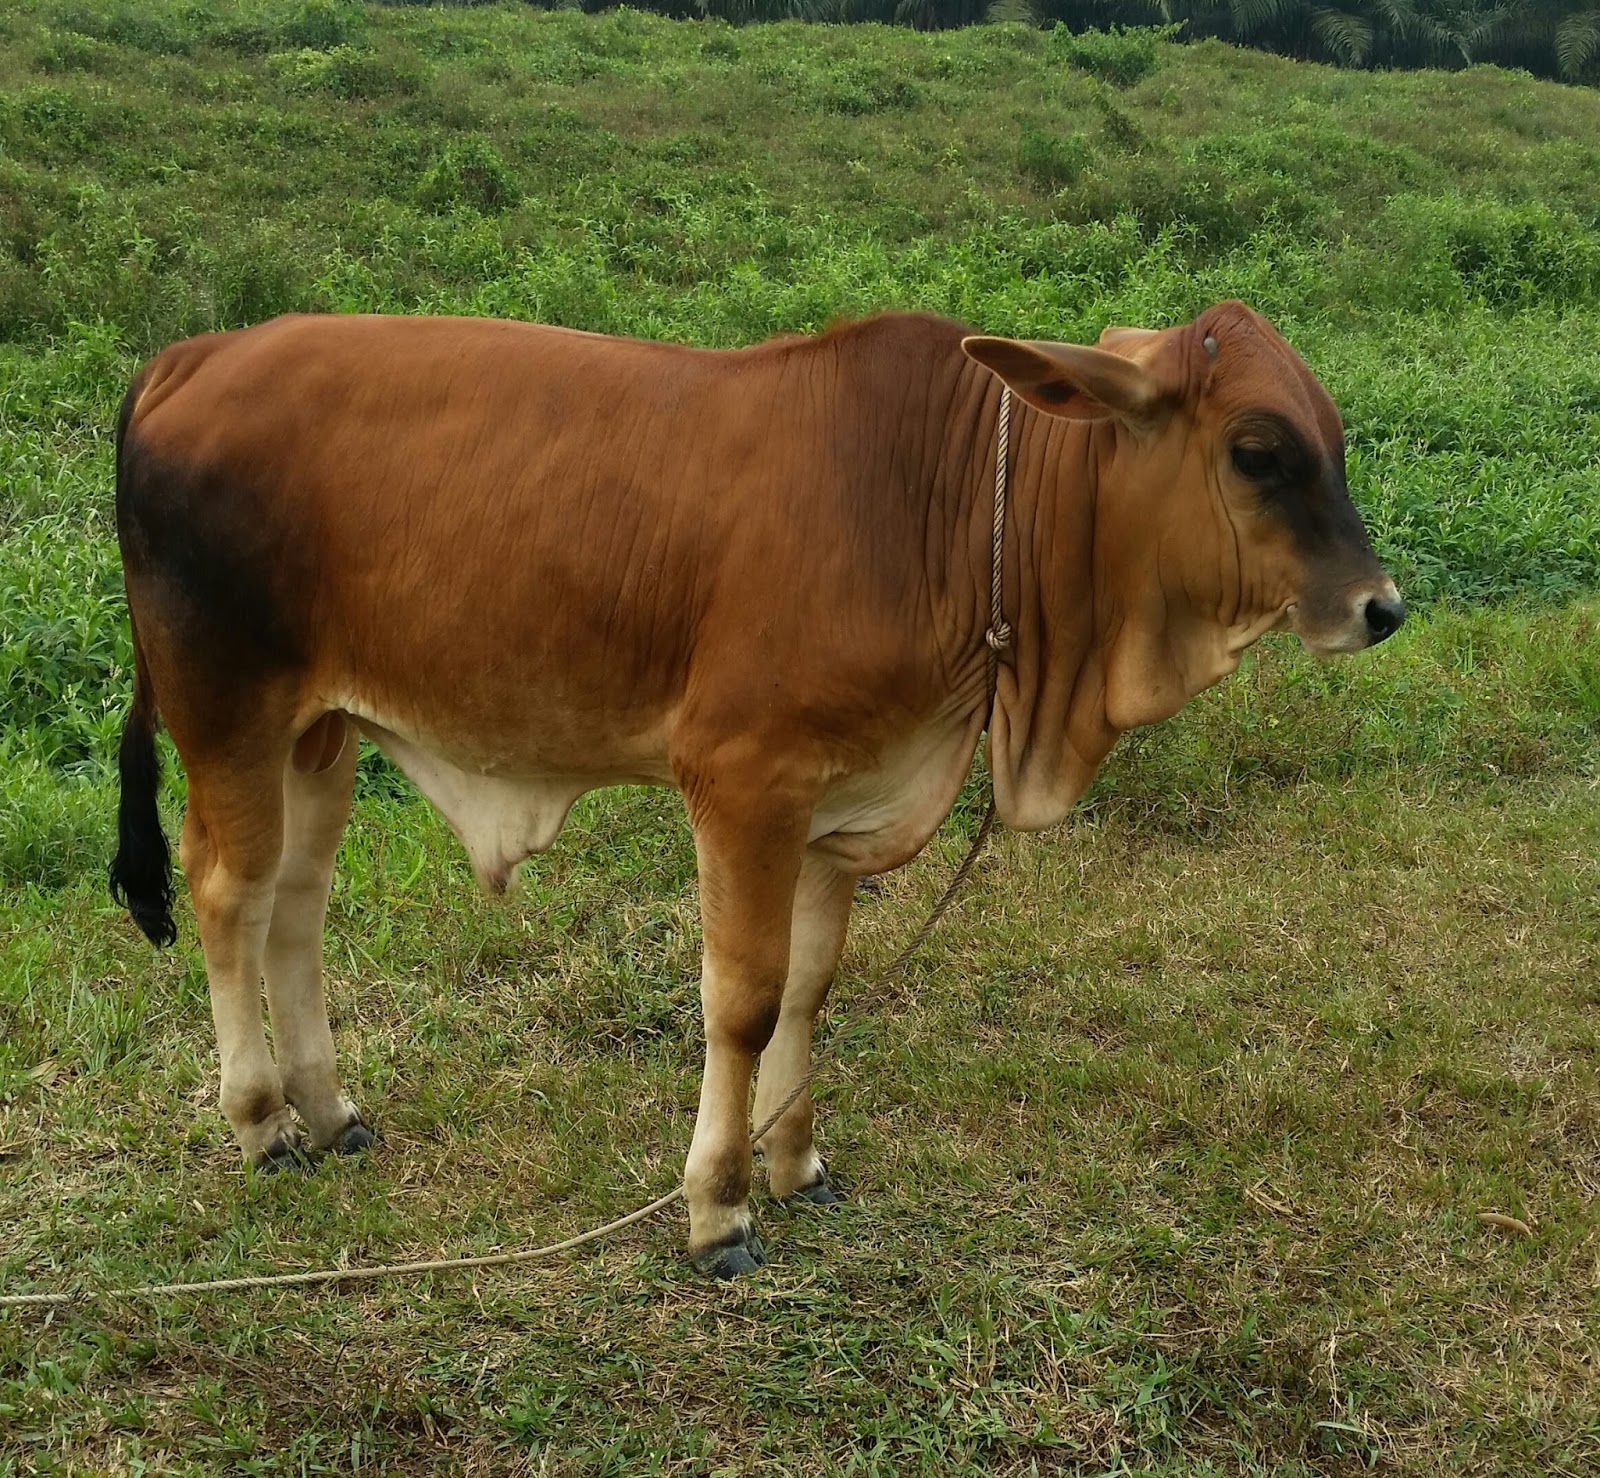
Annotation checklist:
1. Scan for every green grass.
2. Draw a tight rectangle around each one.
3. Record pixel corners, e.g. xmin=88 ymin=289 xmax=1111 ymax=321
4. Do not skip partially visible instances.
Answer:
xmin=4 ymin=5 xmax=1600 ymax=595
xmin=2 ymin=646 xmax=1598 ymax=1472
xmin=2 ymin=4 xmax=1599 ymax=1473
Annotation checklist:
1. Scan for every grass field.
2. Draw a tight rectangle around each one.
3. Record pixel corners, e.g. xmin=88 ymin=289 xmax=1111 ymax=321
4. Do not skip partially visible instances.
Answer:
xmin=2 ymin=3 xmax=1599 ymax=1473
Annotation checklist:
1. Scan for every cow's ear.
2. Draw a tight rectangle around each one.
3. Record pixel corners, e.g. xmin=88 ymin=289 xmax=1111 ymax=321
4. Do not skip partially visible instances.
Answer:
xmin=1096 ymin=324 xmax=1162 ymax=351
xmin=961 ymin=336 xmax=1165 ymax=428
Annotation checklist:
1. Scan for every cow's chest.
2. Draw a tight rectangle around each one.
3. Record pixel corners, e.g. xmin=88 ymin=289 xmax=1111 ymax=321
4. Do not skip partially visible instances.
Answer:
xmin=806 ymin=712 xmax=987 ymax=876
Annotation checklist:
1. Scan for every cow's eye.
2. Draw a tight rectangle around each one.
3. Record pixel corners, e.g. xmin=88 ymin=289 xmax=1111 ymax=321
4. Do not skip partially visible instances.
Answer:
xmin=1230 ymin=444 xmax=1280 ymax=480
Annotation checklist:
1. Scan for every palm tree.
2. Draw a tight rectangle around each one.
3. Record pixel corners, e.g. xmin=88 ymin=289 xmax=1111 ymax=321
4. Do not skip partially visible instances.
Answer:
xmin=1038 ymin=0 xmax=1600 ymax=80
xmin=1540 ymin=1 xmax=1600 ymax=79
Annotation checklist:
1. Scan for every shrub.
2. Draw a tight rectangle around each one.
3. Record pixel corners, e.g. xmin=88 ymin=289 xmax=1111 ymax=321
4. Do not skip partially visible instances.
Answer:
xmin=414 ymin=135 xmax=520 ymax=214
xmin=268 ymin=45 xmax=421 ymax=101
xmin=1439 ymin=197 xmax=1600 ymax=308
xmin=0 ymin=523 xmax=129 ymax=774
xmin=278 ymin=0 xmax=365 ymax=53
xmin=206 ymin=18 xmax=278 ymax=56
xmin=1018 ymin=127 xmax=1093 ymax=190
xmin=1050 ymin=24 xmax=1162 ymax=89
xmin=31 ymin=33 xmax=117 ymax=75
xmin=816 ymin=62 xmax=922 ymax=115
xmin=47 ymin=2 xmax=195 ymax=57
xmin=699 ymin=32 xmax=740 ymax=62
xmin=11 ymin=87 xmax=96 ymax=152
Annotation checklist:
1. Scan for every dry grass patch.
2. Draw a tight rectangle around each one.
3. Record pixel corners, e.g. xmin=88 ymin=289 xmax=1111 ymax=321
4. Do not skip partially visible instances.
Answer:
xmin=3 ymin=751 xmax=1597 ymax=1474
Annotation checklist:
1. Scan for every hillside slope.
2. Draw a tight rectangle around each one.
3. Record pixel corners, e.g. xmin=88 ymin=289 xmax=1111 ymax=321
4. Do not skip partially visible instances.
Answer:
xmin=1 ymin=9 xmax=1598 ymax=1476
xmin=2 ymin=4 xmax=1600 ymax=602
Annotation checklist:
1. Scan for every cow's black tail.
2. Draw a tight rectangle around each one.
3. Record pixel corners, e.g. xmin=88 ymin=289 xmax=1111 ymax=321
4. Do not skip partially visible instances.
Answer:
xmin=110 ymin=650 xmax=176 ymax=948
xmin=109 ymin=375 xmax=177 ymax=949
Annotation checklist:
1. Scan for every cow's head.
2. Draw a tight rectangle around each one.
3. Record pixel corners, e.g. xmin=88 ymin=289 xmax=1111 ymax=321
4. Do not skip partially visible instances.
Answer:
xmin=963 ymin=300 xmax=1402 ymax=732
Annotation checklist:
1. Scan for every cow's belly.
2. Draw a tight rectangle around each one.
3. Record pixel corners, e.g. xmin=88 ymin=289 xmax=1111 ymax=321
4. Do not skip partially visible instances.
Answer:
xmin=346 ymin=704 xmax=674 ymax=894
xmin=344 ymin=696 xmax=981 ymax=891
xmin=807 ymin=713 xmax=986 ymax=876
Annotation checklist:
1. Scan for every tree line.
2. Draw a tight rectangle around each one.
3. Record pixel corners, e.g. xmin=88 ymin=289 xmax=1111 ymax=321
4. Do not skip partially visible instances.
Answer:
xmin=479 ymin=0 xmax=1598 ymax=84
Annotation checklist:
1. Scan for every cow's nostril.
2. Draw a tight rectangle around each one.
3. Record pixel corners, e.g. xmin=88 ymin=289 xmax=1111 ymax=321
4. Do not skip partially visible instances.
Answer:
xmin=1363 ymin=595 xmax=1406 ymax=643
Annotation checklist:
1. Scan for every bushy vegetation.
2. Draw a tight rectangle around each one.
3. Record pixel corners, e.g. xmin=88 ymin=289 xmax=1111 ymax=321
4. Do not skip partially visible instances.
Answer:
xmin=11 ymin=0 xmax=1600 ymax=81
xmin=370 ymin=0 xmax=1600 ymax=85
xmin=1034 ymin=3 xmax=1600 ymax=85
xmin=3 ymin=5 xmax=1599 ymax=610
xmin=1 ymin=5 xmax=1598 ymax=1473
xmin=1039 ymin=4 xmax=1597 ymax=86
xmin=1047 ymin=18 xmax=1168 ymax=84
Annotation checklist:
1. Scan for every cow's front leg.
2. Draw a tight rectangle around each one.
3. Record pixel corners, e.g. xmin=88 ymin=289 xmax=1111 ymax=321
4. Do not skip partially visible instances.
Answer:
xmin=754 ymin=853 xmax=855 ymax=1204
xmin=682 ymin=782 xmax=810 ymax=1278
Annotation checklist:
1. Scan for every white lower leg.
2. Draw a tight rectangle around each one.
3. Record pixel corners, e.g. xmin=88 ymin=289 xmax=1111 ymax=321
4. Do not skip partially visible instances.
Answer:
xmin=264 ymin=736 xmax=360 ymax=1150
xmin=753 ymin=1009 xmax=824 ymax=1197
xmin=754 ymin=858 xmax=854 ymax=1197
xmin=263 ymin=889 xmax=357 ymax=1149
xmin=684 ymin=1027 xmax=760 ymax=1253
xmin=680 ymin=783 xmax=809 ymax=1269
xmin=200 ymin=871 xmax=294 ymax=1161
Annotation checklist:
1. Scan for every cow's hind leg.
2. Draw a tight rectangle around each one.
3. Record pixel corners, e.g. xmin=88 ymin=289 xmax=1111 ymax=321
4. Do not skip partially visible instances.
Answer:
xmin=753 ymin=854 xmax=855 ymax=1205
xmin=263 ymin=713 xmax=370 ymax=1156
xmin=681 ymin=779 xmax=811 ymax=1279
xmin=181 ymin=752 xmax=302 ymax=1170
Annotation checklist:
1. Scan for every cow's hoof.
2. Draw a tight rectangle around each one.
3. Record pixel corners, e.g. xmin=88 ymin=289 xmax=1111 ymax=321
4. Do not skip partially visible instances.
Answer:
xmin=786 ymin=1166 xmax=842 ymax=1207
xmin=331 ymin=1118 xmax=377 ymax=1157
xmin=691 ymin=1232 xmax=768 ymax=1280
xmin=251 ymin=1136 xmax=314 ymax=1175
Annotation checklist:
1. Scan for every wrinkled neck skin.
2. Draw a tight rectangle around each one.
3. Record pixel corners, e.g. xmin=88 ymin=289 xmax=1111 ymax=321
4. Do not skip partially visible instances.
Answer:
xmin=959 ymin=381 xmax=1280 ymax=832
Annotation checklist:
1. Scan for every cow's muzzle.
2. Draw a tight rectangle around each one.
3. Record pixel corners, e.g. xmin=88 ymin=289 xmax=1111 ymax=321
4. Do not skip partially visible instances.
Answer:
xmin=1288 ymin=577 xmax=1406 ymax=655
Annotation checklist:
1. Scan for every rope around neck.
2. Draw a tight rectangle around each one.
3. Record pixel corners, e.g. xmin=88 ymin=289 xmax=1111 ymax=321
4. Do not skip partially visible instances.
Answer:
xmin=0 ymin=386 xmax=1017 ymax=1313
xmin=987 ymin=386 xmax=1013 ymax=661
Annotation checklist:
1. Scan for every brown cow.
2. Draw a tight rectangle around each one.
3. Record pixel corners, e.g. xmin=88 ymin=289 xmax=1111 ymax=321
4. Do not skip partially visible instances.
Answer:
xmin=110 ymin=303 xmax=1402 ymax=1276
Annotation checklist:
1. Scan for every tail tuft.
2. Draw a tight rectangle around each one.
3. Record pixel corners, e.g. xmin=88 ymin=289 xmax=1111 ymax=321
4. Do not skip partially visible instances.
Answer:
xmin=109 ymin=694 xmax=177 ymax=948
